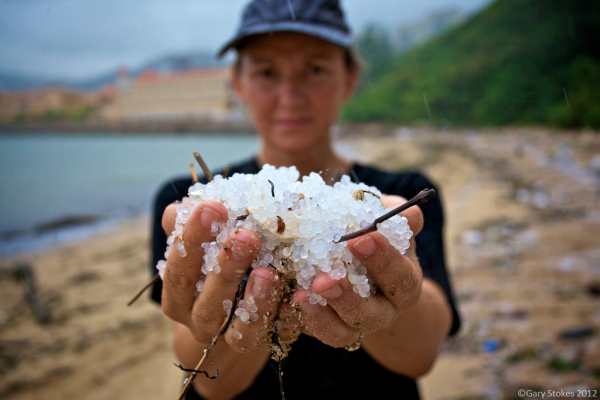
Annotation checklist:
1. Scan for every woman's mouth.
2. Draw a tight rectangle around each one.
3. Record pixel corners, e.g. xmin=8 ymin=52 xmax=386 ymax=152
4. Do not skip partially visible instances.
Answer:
xmin=275 ymin=118 xmax=312 ymax=130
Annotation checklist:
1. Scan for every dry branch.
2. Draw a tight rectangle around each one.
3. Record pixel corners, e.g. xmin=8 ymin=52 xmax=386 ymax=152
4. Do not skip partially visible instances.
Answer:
xmin=127 ymin=274 xmax=159 ymax=306
xmin=337 ymin=188 xmax=435 ymax=243
xmin=193 ymin=151 xmax=213 ymax=182
xmin=190 ymin=163 xmax=199 ymax=183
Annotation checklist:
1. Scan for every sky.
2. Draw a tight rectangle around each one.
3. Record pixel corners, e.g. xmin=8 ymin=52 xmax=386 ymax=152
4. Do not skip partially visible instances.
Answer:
xmin=0 ymin=0 xmax=492 ymax=80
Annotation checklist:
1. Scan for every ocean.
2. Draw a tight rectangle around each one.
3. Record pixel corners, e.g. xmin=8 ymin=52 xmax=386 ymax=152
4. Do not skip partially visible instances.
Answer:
xmin=0 ymin=133 xmax=261 ymax=256
xmin=0 ymin=132 xmax=355 ymax=257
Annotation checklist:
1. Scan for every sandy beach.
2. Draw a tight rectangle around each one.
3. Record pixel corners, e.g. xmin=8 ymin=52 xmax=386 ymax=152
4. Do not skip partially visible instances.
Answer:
xmin=1 ymin=127 xmax=599 ymax=399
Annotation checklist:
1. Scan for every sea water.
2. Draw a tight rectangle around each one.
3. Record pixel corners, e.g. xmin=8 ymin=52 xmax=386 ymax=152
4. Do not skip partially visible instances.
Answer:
xmin=0 ymin=133 xmax=260 ymax=256
xmin=0 ymin=132 xmax=355 ymax=257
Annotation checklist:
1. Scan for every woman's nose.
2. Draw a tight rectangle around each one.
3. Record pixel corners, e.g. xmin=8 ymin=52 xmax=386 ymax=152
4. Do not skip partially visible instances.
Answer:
xmin=278 ymin=76 xmax=307 ymax=107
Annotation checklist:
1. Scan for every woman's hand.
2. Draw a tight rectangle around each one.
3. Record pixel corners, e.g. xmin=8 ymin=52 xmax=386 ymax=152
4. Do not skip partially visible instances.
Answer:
xmin=292 ymin=194 xmax=425 ymax=347
xmin=160 ymin=199 xmax=283 ymax=353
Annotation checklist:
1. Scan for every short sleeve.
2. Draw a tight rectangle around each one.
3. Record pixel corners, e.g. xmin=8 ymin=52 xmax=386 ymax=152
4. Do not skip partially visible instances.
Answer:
xmin=150 ymin=176 xmax=194 ymax=304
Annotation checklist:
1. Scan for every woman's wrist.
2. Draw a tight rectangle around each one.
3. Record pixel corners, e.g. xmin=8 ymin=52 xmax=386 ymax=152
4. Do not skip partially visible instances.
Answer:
xmin=361 ymin=278 xmax=452 ymax=378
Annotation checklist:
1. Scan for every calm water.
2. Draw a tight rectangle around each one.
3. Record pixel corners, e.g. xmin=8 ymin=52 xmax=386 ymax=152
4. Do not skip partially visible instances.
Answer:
xmin=0 ymin=133 xmax=261 ymax=256
xmin=0 ymin=132 xmax=355 ymax=256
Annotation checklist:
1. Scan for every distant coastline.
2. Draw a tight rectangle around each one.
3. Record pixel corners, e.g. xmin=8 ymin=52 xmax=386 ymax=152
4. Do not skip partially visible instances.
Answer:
xmin=0 ymin=119 xmax=256 ymax=134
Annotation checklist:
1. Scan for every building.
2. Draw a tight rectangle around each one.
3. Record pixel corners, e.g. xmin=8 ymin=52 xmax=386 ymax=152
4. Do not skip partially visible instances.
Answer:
xmin=0 ymin=87 xmax=104 ymax=121
xmin=99 ymin=67 xmax=244 ymax=123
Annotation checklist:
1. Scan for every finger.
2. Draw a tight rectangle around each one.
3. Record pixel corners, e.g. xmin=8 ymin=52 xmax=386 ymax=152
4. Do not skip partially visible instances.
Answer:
xmin=224 ymin=267 xmax=281 ymax=352
xmin=190 ymin=228 xmax=261 ymax=342
xmin=381 ymin=194 xmax=424 ymax=236
xmin=161 ymin=200 xmax=228 ymax=326
xmin=310 ymin=273 xmax=395 ymax=334
xmin=293 ymin=289 xmax=360 ymax=348
xmin=348 ymin=232 xmax=423 ymax=309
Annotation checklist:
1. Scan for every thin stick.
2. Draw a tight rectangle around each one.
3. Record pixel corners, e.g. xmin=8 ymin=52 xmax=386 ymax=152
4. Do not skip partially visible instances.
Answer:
xmin=178 ymin=318 xmax=228 ymax=399
xmin=330 ymin=169 xmax=343 ymax=185
xmin=362 ymin=190 xmax=381 ymax=200
xmin=268 ymin=180 xmax=275 ymax=197
xmin=127 ymin=274 xmax=160 ymax=306
xmin=178 ymin=272 xmax=250 ymax=399
xmin=193 ymin=151 xmax=213 ymax=182
xmin=223 ymin=166 xmax=231 ymax=179
xmin=190 ymin=163 xmax=199 ymax=183
xmin=337 ymin=189 xmax=436 ymax=243
xmin=271 ymin=328 xmax=286 ymax=400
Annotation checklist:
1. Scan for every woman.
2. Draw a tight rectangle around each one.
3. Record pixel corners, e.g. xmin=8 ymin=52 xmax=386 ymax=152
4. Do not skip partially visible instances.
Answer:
xmin=150 ymin=1 xmax=460 ymax=398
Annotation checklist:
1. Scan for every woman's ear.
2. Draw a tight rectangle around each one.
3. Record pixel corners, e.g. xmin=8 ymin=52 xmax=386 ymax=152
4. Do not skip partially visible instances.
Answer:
xmin=231 ymin=64 xmax=246 ymax=103
xmin=342 ymin=65 xmax=360 ymax=102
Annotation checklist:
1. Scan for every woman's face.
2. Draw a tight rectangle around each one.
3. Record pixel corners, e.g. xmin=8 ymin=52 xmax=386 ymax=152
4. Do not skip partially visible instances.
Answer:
xmin=232 ymin=32 xmax=358 ymax=155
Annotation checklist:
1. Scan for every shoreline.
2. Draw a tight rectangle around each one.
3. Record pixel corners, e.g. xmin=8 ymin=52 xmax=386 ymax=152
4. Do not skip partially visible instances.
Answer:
xmin=0 ymin=120 xmax=256 ymax=135
xmin=0 ymin=132 xmax=262 ymax=261
xmin=0 ymin=214 xmax=151 ymax=261
xmin=2 ymin=121 xmax=596 ymax=136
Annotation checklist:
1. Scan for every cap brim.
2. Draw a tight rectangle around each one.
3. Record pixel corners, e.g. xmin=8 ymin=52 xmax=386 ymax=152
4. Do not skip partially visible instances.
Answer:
xmin=217 ymin=21 xmax=353 ymax=58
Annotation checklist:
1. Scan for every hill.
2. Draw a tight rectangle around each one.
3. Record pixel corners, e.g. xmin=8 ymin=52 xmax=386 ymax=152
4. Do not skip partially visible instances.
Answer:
xmin=0 ymin=51 xmax=228 ymax=92
xmin=0 ymin=71 xmax=61 ymax=91
xmin=343 ymin=0 xmax=600 ymax=129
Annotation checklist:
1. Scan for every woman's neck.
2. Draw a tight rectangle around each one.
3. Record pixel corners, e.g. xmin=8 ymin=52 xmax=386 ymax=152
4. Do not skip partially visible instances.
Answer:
xmin=256 ymin=141 xmax=352 ymax=182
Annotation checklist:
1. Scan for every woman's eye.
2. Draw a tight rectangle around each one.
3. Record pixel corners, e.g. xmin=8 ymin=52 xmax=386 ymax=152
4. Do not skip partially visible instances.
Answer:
xmin=257 ymin=69 xmax=274 ymax=78
xmin=310 ymin=66 xmax=325 ymax=75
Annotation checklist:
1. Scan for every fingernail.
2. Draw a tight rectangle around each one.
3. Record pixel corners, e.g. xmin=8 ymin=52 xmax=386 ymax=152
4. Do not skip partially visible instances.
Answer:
xmin=230 ymin=239 xmax=254 ymax=262
xmin=319 ymin=284 xmax=343 ymax=300
xmin=201 ymin=206 xmax=222 ymax=228
xmin=299 ymin=302 xmax=320 ymax=317
xmin=353 ymin=235 xmax=376 ymax=256
xmin=253 ymin=276 xmax=271 ymax=298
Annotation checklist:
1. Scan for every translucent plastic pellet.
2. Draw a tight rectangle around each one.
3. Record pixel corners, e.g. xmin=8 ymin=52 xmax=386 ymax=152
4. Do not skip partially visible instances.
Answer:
xmin=154 ymin=164 xmax=413 ymax=302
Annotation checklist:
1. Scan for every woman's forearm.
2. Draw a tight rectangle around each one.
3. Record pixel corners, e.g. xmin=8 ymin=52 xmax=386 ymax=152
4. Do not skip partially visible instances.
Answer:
xmin=173 ymin=322 xmax=271 ymax=400
xmin=361 ymin=278 xmax=453 ymax=379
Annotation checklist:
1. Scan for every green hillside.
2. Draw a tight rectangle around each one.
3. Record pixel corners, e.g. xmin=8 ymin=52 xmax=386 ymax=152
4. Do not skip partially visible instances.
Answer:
xmin=343 ymin=0 xmax=600 ymax=128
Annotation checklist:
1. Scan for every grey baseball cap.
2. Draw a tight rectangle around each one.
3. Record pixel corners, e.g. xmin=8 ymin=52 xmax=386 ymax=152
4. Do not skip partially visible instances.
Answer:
xmin=217 ymin=0 xmax=353 ymax=57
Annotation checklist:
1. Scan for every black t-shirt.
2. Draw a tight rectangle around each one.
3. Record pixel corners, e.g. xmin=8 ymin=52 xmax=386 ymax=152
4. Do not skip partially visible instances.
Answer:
xmin=150 ymin=157 xmax=460 ymax=400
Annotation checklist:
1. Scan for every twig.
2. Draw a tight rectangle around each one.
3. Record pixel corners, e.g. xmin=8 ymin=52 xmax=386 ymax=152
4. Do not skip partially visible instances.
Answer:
xmin=278 ymin=358 xmax=285 ymax=400
xmin=127 ymin=274 xmax=160 ymax=306
xmin=193 ymin=152 xmax=213 ymax=182
xmin=268 ymin=180 xmax=275 ymax=197
xmin=174 ymin=354 xmax=218 ymax=377
xmin=190 ymin=163 xmax=199 ymax=183
xmin=336 ymin=189 xmax=436 ymax=243
xmin=14 ymin=264 xmax=50 ymax=323
xmin=178 ymin=271 xmax=250 ymax=400
xmin=271 ymin=328 xmax=286 ymax=400
xmin=362 ymin=190 xmax=381 ymax=200
xmin=330 ymin=169 xmax=343 ymax=185
xmin=223 ymin=166 xmax=231 ymax=179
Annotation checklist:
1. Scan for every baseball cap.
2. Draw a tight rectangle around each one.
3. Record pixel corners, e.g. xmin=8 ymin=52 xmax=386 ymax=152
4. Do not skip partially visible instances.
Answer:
xmin=217 ymin=0 xmax=353 ymax=57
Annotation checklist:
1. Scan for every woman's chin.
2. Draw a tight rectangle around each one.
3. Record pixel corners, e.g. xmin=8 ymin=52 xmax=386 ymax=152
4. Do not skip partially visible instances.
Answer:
xmin=265 ymin=126 xmax=328 ymax=152
xmin=270 ymin=136 xmax=327 ymax=155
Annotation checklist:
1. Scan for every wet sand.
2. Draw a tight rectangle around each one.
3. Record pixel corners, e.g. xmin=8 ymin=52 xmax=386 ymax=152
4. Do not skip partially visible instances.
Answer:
xmin=1 ymin=127 xmax=599 ymax=399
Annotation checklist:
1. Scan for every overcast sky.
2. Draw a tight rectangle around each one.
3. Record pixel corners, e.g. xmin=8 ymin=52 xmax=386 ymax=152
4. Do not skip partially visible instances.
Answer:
xmin=0 ymin=0 xmax=492 ymax=80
